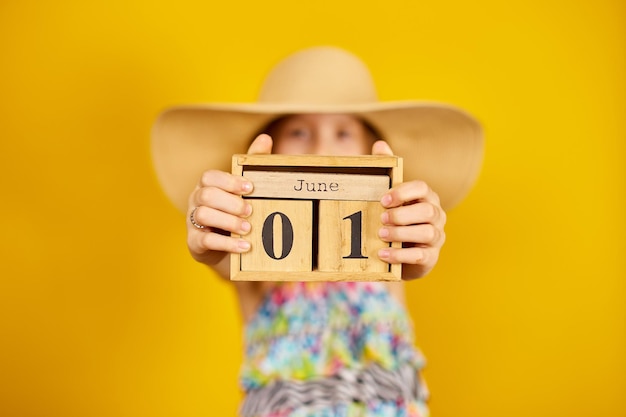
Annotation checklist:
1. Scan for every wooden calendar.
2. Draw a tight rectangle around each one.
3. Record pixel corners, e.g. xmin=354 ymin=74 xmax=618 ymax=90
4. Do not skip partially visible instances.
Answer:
xmin=230 ymin=154 xmax=403 ymax=281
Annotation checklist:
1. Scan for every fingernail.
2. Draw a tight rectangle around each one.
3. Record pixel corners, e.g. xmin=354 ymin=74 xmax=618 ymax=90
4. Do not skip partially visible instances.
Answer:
xmin=381 ymin=194 xmax=392 ymax=207
xmin=241 ymin=221 xmax=251 ymax=233
xmin=243 ymin=203 xmax=252 ymax=217
xmin=378 ymin=227 xmax=389 ymax=239
xmin=380 ymin=211 xmax=389 ymax=224
xmin=241 ymin=182 xmax=252 ymax=193
xmin=378 ymin=249 xmax=390 ymax=259
xmin=238 ymin=240 xmax=251 ymax=251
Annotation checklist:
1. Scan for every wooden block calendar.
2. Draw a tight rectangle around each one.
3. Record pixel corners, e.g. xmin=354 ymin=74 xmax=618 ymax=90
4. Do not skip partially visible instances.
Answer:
xmin=230 ymin=154 xmax=403 ymax=281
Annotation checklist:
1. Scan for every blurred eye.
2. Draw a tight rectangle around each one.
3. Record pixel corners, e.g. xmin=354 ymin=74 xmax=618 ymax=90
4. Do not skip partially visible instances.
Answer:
xmin=287 ymin=128 xmax=309 ymax=139
xmin=337 ymin=129 xmax=354 ymax=140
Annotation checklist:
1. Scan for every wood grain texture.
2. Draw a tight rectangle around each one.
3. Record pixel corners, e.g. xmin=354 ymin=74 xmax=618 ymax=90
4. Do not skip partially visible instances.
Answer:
xmin=231 ymin=154 xmax=403 ymax=281
xmin=235 ymin=154 xmax=400 ymax=168
xmin=244 ymin=171 xmax=389 ymax=201
xmin=240 ymin=199 xmax=312 ymax=273
xmin=318 ymin=200 xmax=388 ymax=273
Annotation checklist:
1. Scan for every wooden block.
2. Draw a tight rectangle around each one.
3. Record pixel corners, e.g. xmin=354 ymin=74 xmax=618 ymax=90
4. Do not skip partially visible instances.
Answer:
xmin=244 ymin=171 xmax=389 ymax=201
xmin=231 ymin=154 xmax=403 ymax=281
xmin=240 ymin=199 xmax=313 ymax=273
xmin=235 ymin=154 xmax=400 ymax=169
xmin=318 ymin=200 xmax=388 ymax=273
xmin=231 ymin=271 xmax=399 ymax=282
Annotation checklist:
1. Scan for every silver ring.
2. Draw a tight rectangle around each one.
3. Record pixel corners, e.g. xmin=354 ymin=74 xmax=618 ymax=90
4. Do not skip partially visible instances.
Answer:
xmin=190 ymin=207 xmax=206 ymax=229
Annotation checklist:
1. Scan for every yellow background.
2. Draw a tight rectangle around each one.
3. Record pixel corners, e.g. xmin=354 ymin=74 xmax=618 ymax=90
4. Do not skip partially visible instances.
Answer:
xmin=1 ymin=1 xmax=624 ymax=416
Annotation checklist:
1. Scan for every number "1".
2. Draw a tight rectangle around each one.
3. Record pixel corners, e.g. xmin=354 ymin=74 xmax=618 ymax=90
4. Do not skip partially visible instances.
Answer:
xmin=342 ymin=211 xmax=367 ymax=259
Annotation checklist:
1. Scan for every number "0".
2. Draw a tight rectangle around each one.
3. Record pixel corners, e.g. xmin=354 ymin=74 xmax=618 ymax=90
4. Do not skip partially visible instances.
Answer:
xmin=261 ymin=212 xmax=294 ymax=260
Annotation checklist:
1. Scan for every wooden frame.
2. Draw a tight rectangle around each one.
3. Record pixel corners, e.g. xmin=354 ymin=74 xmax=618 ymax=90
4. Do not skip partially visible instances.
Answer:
xmin=230 ymin=154 xmax=403 ymax=281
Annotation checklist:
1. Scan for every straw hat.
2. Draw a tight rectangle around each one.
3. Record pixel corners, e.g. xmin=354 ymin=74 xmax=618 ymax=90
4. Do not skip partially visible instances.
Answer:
xmin=151 ymin=46 xmax=483 ymax=211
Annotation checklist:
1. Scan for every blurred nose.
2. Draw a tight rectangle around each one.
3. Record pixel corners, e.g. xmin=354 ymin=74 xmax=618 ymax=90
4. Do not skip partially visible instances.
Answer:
xmin=312 ymin=126 xmax=334 ymax=155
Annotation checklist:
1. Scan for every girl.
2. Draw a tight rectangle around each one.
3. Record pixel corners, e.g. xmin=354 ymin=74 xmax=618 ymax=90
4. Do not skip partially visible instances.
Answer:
xmin=151 ymin=46 xmax=483 ymax=417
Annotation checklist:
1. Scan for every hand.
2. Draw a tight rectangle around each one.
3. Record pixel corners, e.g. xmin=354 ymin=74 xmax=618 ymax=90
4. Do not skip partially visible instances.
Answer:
xmin=186 ymin=134 xmax=273 ymax=275
xmin=372 ymin=140 xmax=447 ymax=279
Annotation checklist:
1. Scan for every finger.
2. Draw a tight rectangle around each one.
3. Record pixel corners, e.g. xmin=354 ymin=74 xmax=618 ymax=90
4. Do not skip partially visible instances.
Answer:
xmin=378 ymin=246 xmax=438 ymax=267
xmin=189 ymin=206 xmax=252 ymax=236
xmin=197 ymin=170 xmax=253 ymax=196
xmin=193 ymin=186 xmax=252 ymax=218
xmin=371 ymin=140 xmax=393 ymax=156
xmin=247 ymin=133 xmax=273 ymax=155
xmin=378 ymin=224 xmax=445 ymax=247
xmin=188 ymin=229 xmax=251 ymax=255
xmin=381 ymin=180 xmax=441 ymax=209
xmin=381 ymin=201 xmax=445 ymax=226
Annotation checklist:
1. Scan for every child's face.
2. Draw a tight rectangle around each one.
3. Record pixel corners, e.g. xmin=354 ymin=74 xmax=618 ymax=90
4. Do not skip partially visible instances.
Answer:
xmin=271 ymin=114 xmax=373 ymax=156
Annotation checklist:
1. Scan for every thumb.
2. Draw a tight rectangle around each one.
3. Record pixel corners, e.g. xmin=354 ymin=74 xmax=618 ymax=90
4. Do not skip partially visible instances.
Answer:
xmin=247 ymin=133 xmax=273 ymax=155
xmin=371 ymin=140 xmax=393 ymax=156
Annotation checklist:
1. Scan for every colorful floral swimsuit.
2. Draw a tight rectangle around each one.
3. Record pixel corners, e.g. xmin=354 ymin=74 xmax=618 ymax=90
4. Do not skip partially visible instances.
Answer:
xmin=239 ymin=281 xmax=429 ymax=417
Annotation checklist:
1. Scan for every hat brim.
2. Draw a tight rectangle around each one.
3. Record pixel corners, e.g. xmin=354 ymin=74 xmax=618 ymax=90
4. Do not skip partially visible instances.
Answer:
xmin=151 ymin=101 xmax=483 ymax=212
